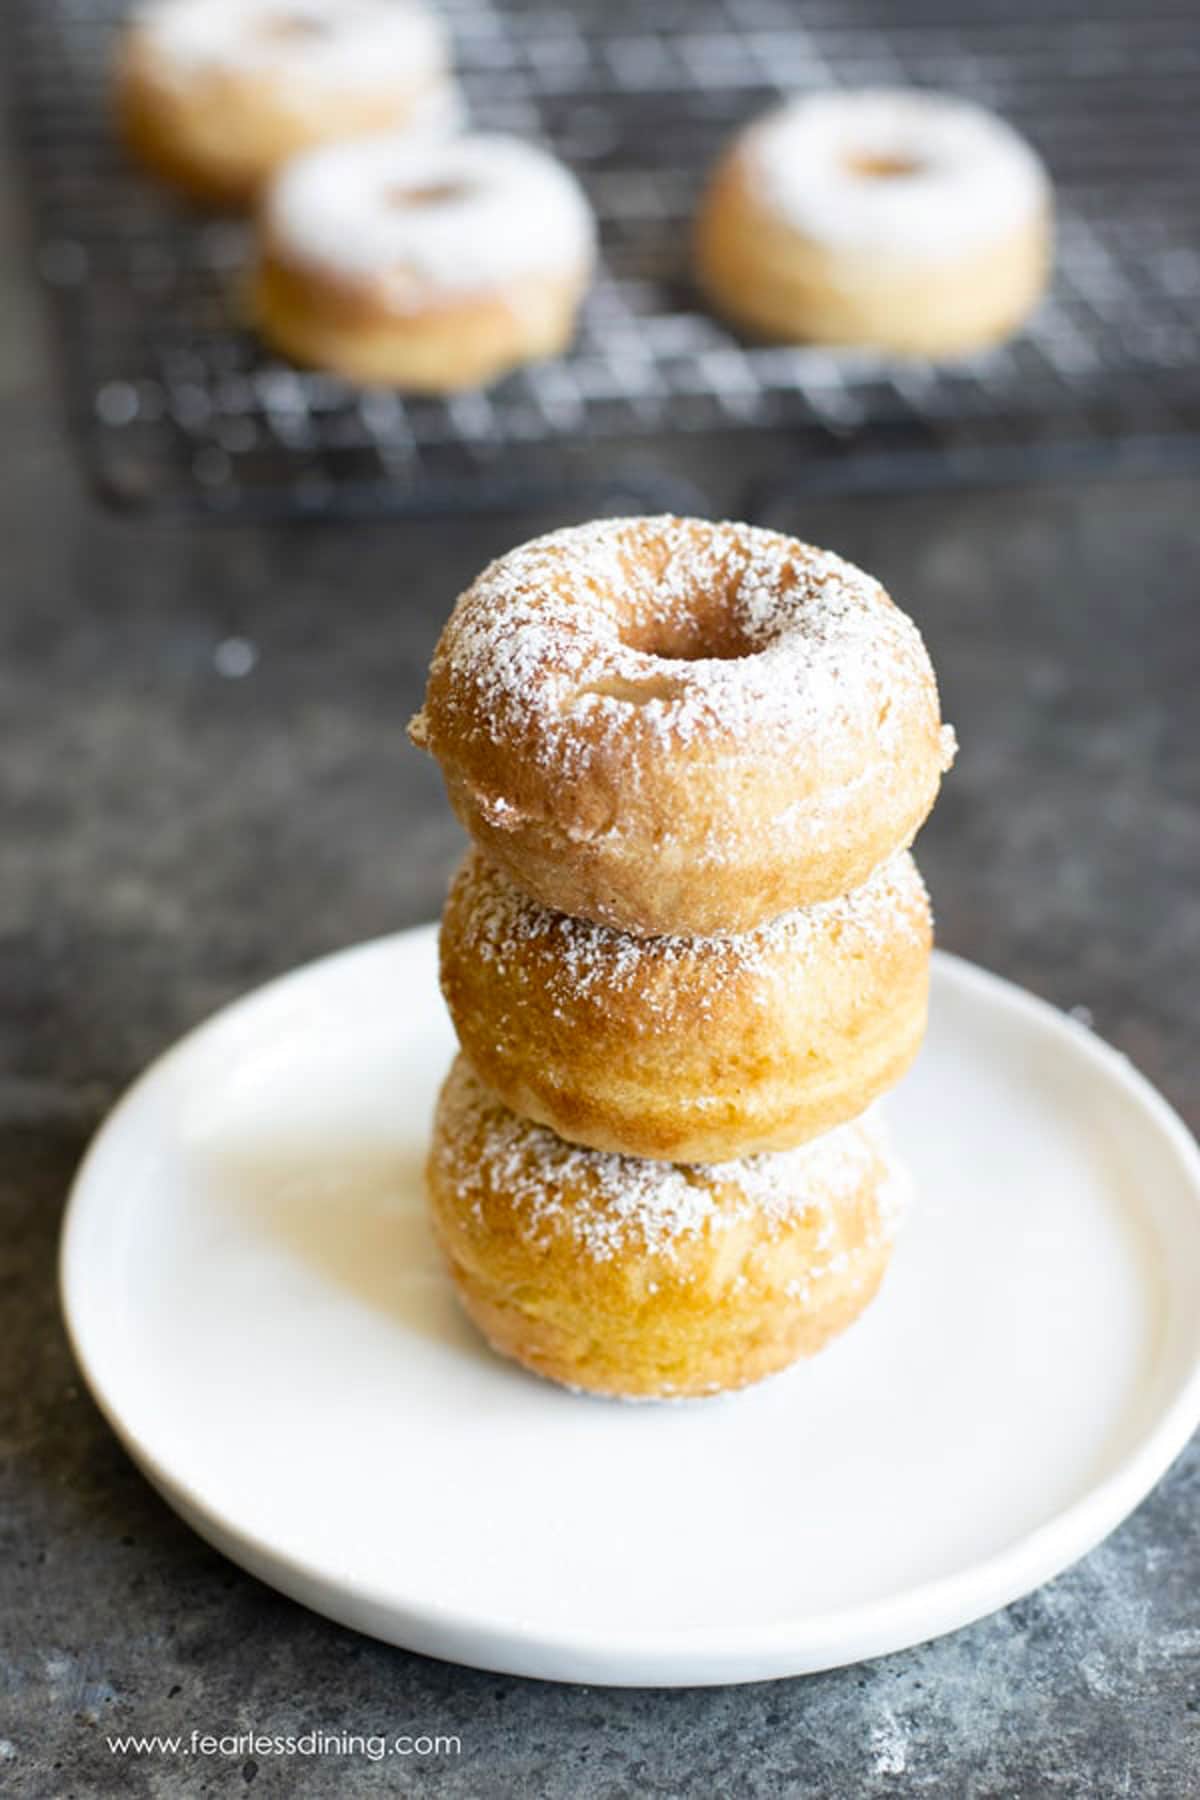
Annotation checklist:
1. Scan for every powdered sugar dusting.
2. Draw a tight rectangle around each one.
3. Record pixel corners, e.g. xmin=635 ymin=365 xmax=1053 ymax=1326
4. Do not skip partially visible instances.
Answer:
xmin=264 ymin=132 xmax=595 ymax=300
xmin=744 ymin=89 xmax=1048 ymax=261
xmin=453 ymin=846 xmax=929 ymax=1021
xmin=132 ymin=0 xmax=448 ymax=92
xmin=434 ymin=1059 xmax=909 ymax=1266
xmin=875 ymin=1156 xmax=915 ymax=1238
xmin=420 ymin=516 xmax=950 ymax=788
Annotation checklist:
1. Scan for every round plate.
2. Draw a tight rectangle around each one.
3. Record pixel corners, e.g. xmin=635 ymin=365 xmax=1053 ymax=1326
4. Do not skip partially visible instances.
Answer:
xmin=61 ymin=931 xmax=1200 ymax=1687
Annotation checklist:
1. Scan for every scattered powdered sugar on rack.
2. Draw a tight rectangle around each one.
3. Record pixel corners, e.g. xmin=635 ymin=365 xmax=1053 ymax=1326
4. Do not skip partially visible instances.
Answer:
xmin=454 ymin=846 xmax=929 ymax=1018
xmin=434 ymin=1059 xmax=909 ymax=1266
xmin=131 ymin=0 xmax=449 ymax=92
xmin=263 ymin=133 xmax=596 ymax=300
xmin=418 ymin=516 xmax=951 ymax=778
xmin=742 ymin=89 xmax=1049 ymax=261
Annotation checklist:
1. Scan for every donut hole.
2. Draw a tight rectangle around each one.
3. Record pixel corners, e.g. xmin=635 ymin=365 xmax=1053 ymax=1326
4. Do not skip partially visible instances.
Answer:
xmin=571 ymin=610 xmax=755 ymax=709
xmin=845 ymin=150 xmax=922 ymax=180
xmin=256 ymin=13 xmax=332 ymax=43
xmin=618 ymin=604 xmax=759 ymax=664
xmin=385 ymin=181 xmax=470 ymax=209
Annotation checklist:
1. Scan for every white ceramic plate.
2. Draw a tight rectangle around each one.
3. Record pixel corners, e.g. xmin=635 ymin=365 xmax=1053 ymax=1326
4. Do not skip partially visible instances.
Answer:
xmin=61 ymin=931 xmax=1200 ymax=1687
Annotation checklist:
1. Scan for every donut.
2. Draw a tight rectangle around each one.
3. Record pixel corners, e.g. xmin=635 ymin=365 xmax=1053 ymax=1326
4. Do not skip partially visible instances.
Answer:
xmin=116 ymin=0 xmax=458 ymax=207
xmin=409 ymin=516 xmax=956 ymax=935
xmin=428 ymin=1056 xmax=910 ymax=1399
xmin=439 ymin=847 xmax=931 ymax=1162
xmin=254 ymin=133 xmax=596 ymax=389
xmin=695 ymin=89 xmax=1051 ymax=356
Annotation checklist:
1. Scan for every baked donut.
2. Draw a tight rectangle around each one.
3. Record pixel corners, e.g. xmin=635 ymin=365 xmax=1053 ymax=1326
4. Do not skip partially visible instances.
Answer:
xmin=695 ymin=89 xmax=1051 ymax=356
xmin=429 ymin=1056 xmax=909 ymax=1399
xmin=117 ymin=0 xmax=458 ymax=208
xmin=410 ymin=516 xmax=955 ymax=935
xmin=254 ymin=133 xmax=596 ymax=389
xmin=440 ymin=847 xmax=931 ymax=1162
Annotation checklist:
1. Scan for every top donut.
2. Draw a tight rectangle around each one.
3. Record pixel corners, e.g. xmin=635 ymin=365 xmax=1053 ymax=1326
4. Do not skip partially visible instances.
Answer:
xmin=410 ymin=516 xmax=955 ymax=936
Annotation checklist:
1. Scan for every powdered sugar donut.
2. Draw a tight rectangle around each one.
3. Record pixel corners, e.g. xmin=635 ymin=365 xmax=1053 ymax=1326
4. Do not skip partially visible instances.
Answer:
xmin=117 ymin=0 xmax=458 ymax=206
xmin=255 ymin=132 xmax=596 ymax=388
xmin=695 ymin=89 xmax=1051 ymax=355
xmin=428 ymin=1055 xmax=910 ymax=1399
xmin=440 ymin=847 xmax=931 ymax=1162
xmin=410 ymin=516 xmax=955 ymax=935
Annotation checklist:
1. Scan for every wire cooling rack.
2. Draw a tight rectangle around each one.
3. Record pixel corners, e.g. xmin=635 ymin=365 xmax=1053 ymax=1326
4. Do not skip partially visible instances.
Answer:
xmin=9 ymin=0 xmax=1200 ymax=515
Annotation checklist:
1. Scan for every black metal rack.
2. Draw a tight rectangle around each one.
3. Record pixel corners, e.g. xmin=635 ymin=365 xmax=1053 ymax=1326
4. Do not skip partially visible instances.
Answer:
xmin=10 ymin=0 xmax=1200 ymax=516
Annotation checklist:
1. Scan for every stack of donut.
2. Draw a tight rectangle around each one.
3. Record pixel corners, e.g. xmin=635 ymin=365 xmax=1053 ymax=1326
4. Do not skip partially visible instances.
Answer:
xmin=411 ymin=515 xmax=956 ymax=1400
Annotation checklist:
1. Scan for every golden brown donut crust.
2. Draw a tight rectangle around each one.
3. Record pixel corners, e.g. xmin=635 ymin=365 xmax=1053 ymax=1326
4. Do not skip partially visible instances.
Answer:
xmin=428 ymin=1056 xmax=909 ymax=1400
xmin=253 ymin=252 xmax=589 ymax=391
xmin=439 ymin=848 xmax=932 ymax=1162
xmin=410 ymin=517 xmax=955 ymax=936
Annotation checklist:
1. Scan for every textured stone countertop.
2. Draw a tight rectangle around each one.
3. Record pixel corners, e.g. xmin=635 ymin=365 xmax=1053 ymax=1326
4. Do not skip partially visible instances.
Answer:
xmin=2 ymin=129 xmax=1199 ymax=1800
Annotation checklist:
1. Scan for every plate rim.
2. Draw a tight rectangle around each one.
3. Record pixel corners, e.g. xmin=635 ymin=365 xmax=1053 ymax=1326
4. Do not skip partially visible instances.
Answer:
xmin=59 ymin=934 xmax=1200 ymax=1686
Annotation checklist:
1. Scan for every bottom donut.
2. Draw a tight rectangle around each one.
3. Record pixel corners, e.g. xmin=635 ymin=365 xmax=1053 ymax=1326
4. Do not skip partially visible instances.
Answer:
xmin=427 ymin=1055 xmax=911 ymax=1401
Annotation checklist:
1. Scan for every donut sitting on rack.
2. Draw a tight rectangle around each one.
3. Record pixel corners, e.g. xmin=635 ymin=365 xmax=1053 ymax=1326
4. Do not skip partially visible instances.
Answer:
xmin=695 ymin=88 xmax=1052 ymax=356
xmin=254 ymin=133 xmax=596 ymax=390
xmin=117 ymin=0 xmax=460 ymax=207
